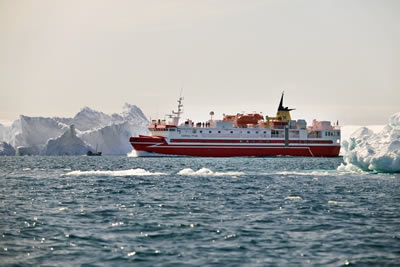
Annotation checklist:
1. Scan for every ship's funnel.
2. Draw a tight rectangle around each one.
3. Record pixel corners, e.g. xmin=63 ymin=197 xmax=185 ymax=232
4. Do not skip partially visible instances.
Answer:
xmin=278 ymin=92 xmax=295 ymax=112
xmin=276 ymin=92 xmax=294 ymax=121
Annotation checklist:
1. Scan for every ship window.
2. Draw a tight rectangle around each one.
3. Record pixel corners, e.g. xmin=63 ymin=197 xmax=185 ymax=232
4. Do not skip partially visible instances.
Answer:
xmin=230 ymin=131 xmax=233 ymax=134
xmin=256 ymin=131 xmax=258 ymax=134
xmin=209 ymin=131 xmax=212 ymax=133
xmin=200 ymin=130 xmax=202 ymax=133
xmin=218 ymin=131 xmax=221 ymax=133
xmin=264 ymin=131 xmax=267 ymax=134
xmin=247 ymin=131 xmax=250 ymax=134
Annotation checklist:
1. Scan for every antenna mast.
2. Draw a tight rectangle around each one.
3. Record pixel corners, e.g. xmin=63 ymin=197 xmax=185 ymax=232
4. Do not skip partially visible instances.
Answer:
xmin=167 ymin=90 xmax=184 ymax=126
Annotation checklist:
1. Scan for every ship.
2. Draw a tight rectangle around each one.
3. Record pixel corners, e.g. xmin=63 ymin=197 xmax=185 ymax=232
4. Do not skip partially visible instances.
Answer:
xmin=129 ymin=93 xmax=340 ymax=157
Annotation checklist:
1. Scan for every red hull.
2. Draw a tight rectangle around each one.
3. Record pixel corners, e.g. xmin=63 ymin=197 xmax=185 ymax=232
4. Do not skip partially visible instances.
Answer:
xmin=129 ymin=136 xmax=340 ymax=157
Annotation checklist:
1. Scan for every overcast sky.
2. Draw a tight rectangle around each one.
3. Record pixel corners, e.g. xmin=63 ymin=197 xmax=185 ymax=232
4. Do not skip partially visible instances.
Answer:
xmin=0 ymin=0 xmax=399 ymax=125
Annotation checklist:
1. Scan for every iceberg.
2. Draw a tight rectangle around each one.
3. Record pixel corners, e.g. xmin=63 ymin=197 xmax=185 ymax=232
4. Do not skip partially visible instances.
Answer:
xmin=339 ymin=112 xmax=400 ymax=173
xmin=0 ymin=103 xmax=149 ymax=155
xmin=78 ymin=103 xmax=148 ymax=155
xmin=80 ymin=121 xmax=145 ymax=155
xmin=44 ymin=125 xmax=93 ymax=156
xmin=18 ymin=115 xmax=69 ymax=147
xmin=0 ymin=142 xmax=16 ymax=156
xmin=0 ymin=116 xmax=68 ymax=149
xmin=69 ymin=107 xmax=114 ymax=131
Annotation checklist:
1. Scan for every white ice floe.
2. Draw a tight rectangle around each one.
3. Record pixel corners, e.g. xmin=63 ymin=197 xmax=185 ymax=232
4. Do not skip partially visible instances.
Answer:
xmin=63 ymin=168 xmax=166 ymax=177
xmin=177 ymin=168 xmax=245 ymax=177
xmin=338 ymin=112 xmax=400 ymax=173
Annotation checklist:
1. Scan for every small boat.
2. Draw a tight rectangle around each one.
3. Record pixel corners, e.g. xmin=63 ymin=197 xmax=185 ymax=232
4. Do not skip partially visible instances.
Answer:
xmin=86 ymin=150 xmax=102 ymax=156
xmin=87 ymin=145 xmax=102 ymax=156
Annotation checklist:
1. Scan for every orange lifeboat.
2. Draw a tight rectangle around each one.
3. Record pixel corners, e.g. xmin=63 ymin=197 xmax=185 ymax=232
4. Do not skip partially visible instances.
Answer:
xmin=236 ymin=114 xmax=264 ymax=126
xmin=223 ymin=115 xmax=237 ymax=122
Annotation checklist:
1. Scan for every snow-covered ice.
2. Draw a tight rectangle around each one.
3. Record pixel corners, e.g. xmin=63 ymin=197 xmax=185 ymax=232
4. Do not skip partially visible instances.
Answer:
xmin=339 ymin=112 xmax=400 ymax=173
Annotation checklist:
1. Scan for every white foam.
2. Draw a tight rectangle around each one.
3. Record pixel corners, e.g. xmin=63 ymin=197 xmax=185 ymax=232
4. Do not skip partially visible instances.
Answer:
xmin=328 ymin=200 xmax=347 ymax=205
xmin=128 ymin=150 xmax=177 ymax=157
xmin=285 ymin=196 xmax=302 ymax=200
xmin=63 ymin=168 xmax=166 ymax=177
xmin=127 ymin=150 xmax=138 ymax=157
xmin=177 ymin=168 xmax=245 ymax=177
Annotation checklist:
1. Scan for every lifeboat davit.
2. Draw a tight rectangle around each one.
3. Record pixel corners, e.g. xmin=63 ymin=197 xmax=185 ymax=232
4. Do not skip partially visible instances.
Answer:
xmin=236 ymin=114 xmax=264 ymax=125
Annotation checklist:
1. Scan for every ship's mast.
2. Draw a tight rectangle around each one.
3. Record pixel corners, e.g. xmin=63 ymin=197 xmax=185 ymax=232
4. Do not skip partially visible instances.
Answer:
xmin=166 ymin=95 xmax=184 ymax=126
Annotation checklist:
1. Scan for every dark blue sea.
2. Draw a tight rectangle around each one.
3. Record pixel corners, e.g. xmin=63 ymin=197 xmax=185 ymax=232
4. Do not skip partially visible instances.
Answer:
xmin=1 ymin=156 xmax=399 ymax=266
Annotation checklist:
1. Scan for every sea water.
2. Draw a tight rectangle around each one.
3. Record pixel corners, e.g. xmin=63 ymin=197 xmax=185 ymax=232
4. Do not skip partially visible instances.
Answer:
xmin=0 ymin=156 xmax=399 ymax=266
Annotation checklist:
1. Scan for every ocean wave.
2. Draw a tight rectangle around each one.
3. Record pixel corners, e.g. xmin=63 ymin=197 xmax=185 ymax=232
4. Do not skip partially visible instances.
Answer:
xmin=276 ymin=170 xmax=332 ymax=176
xmin=177 ymin=168 xmax=245 ymax=177
xmin=63 ymin=168 xmax=166 ymax=177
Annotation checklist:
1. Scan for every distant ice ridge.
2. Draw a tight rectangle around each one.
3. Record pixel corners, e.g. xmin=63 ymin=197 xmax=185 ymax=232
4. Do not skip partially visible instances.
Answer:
xmin=0 ymin=103 xmax=148 ymax=155
xmin=338 ymin=112 xmax=400 ymax=173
